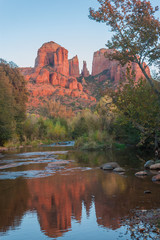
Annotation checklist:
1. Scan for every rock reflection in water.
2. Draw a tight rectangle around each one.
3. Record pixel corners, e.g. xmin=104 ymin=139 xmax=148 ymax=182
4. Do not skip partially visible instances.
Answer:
xmin=0 ymin=178 xmax=29 ymax=233
xmin=0 ymin=146 xmax=160 ymax=239
xmin=0 ymin=167 xmax=160 ymax=239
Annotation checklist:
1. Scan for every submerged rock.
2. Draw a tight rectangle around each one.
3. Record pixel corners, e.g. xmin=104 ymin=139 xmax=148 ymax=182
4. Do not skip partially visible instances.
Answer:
xmin=144 ymin=160 xmax=154 ymax=168
xmin=100 ymin=162 xmax=120 ymax=170
xmin=150 ymin=163 xmax=160 ymax=170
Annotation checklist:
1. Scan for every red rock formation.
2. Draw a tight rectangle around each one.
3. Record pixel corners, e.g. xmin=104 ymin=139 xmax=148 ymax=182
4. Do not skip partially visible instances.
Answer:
xmin=68 ymin=77 xmax=78 ymax=90
xmin=19 ymin=41 xmax=96 ymax=110
xmin=49 ymin=72 xmax=68 ymax=87
xmin=36 ymin=68 xmax=50 ymax=84
xmin=92 ymin=48 xmax=150 ymax=83
xmin=35 ymin=41 xmax=69 ymax=76
xmin=20 ymin=67 xmax=34 ymax=76
xmin=90 ymin=96 xmax=96 ymax=101
xmin=81 ymin=61 xmax=90 ymax=77
xmin=77 ymin=82 xmax=83 ymax=91
xmin=81 ymin=77 xmax=87 ymax=86
xmin=69 ymin=55 xmax=80 ymax=77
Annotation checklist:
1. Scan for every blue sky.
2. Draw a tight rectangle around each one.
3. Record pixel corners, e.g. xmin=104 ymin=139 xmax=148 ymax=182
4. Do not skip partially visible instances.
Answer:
xmin=0 ymin=0 xmax=159 ymax=72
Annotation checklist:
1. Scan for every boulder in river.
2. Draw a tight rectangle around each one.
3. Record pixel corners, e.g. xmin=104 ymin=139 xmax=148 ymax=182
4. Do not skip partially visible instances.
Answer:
xmin=113 ymin=167 xmax=125 ymax=172
xmin=100 ymin=162 xmax=120 ymax=170
xmin=135 ymin=171 xmax=148 ymax=176
xmin=150 ymin=163 xmax=160 ymax=170
xmin=152 ymin=174 xmax=160 ymax=182
xmin=144 ymin=160 xmax=154 ymax=168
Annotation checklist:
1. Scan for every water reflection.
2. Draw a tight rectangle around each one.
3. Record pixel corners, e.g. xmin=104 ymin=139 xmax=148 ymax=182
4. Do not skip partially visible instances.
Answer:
xmin=0 ymin=178 xmax=29 ymax=233
xmin=0 ymin=148 xmax=159 ymax=239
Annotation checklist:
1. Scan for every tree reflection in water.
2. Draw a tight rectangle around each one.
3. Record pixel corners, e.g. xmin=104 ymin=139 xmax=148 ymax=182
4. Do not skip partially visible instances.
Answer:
xmin=0 ymin=167 xmax=160 ymax=239
xmin=0 ymin=147 xmax=160 ymax=239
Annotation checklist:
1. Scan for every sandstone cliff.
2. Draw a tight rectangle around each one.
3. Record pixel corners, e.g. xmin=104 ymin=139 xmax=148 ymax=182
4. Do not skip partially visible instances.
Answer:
xmin=19 ymin=41 xmax=96 ymax=112
xmin=81 ymin=61 xmax=90 ymax=77
xmin=19 ymin=42 xmax=151 ymax=113
xmin=92 ymin=48 xmax=150 ymax=84
xmin=35 ymin=41 xmax=69 ymax=76
xmin=69 ymin=55 xmax=80 ymax=77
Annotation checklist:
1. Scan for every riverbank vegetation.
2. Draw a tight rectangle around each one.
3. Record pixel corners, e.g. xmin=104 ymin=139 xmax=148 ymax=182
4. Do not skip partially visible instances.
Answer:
xmin=0 ymin=61 xmax=160 ymax=153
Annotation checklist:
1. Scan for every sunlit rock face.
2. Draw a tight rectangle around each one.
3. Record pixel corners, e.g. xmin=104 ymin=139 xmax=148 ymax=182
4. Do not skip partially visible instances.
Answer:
xmin=81 ymin=61 xmax=90 ymax=77
xmin=35 ymin=41 xmax=69 ymax=76
xmin=69 ymin=55 xmax=80 ymax=77
xmin=92 ymin=48 xmax=150 ymax=83
xmin=19 ymin=43 xmax=151 ymax=113
xmin=19 ymin=42 xmax=96 ymax=111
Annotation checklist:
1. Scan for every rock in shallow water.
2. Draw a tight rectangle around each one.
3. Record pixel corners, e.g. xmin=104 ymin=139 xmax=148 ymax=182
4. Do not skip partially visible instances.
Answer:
xmin=135 ymin=171 xmax=148 ymax=176
xmin=152 ymin=174 xmax=160 ymax=181
xmin=144 ymin=160 xmax=154 ymax=168
xmin=150 ymin=163 xmax=160 ymax=170
xmin=100 ymin=162 xmax=120 ymax=170
xmin=113 ymin=167 xmax=125 ymax=172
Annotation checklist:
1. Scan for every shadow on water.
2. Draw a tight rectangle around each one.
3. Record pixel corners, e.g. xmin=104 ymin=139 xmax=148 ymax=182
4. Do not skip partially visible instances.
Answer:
xmin=0 ymin=144 xmax=159 ymax=240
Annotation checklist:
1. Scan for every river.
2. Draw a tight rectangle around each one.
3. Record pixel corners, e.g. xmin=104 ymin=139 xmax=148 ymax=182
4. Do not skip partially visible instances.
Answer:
xmin=0 ymin=143 xmax=160 ymax=239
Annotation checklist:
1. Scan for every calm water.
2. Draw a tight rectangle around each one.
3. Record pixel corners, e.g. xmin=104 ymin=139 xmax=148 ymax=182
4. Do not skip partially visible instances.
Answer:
xmin=0 ymin=145 xmax=160 ymax=240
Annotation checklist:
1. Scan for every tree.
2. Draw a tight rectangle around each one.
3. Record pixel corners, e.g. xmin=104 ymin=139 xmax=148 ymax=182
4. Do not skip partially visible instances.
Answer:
xmin=0 ymin=68 xmax=15 ymax=145
xmin=1 ymin=63 xmax=28 ymax=141
xmin=0 ymin=62 xmax=28 ymax=145
xmin=89 ymin=0 xmax=160 ymax=97
xmin=107 ymin=68 xmax=160 ymax=147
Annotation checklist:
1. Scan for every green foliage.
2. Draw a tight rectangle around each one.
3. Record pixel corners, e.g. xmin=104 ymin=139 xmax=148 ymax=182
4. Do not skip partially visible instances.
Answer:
xmin=75 ymin=130 xmax=112 ymax=150
xmin=113 ymin=143 xmax=126 ymax=150
xmin=71 ymin=110 xmax=113 ymax=150
xmin=44 ymin=119 xmax=67 ymax=140
xmin=71 ymin=110 xmax=100 ymax=138
xmin=23 ymin=115 xmax=69 ymax=143
xmin=23 ymin=115 xmax=39 ymax=141
xmin=0 ymin=69 xmax=15 ymax=145
xmin=37 ymin=118 xmax=47 ymax=139
xmin=72 ymin=117 xmax=88 ymax=139
xmin=0 ymin=62 xmax=27 ymax=145
xmin=108 ymin=71 xmax=160 ymax=146
xmin=113 ymin=117 xmax=140 ymax=145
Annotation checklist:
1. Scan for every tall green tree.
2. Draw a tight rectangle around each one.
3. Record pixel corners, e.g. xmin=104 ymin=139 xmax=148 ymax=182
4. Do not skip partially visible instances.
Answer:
xmin=89 ymin=0 xmax=160 ymax=97
xmin=0 ymin=62 xmax=28 ymax=145
xmin=0 ymin=67 xmax=15 ymax=145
